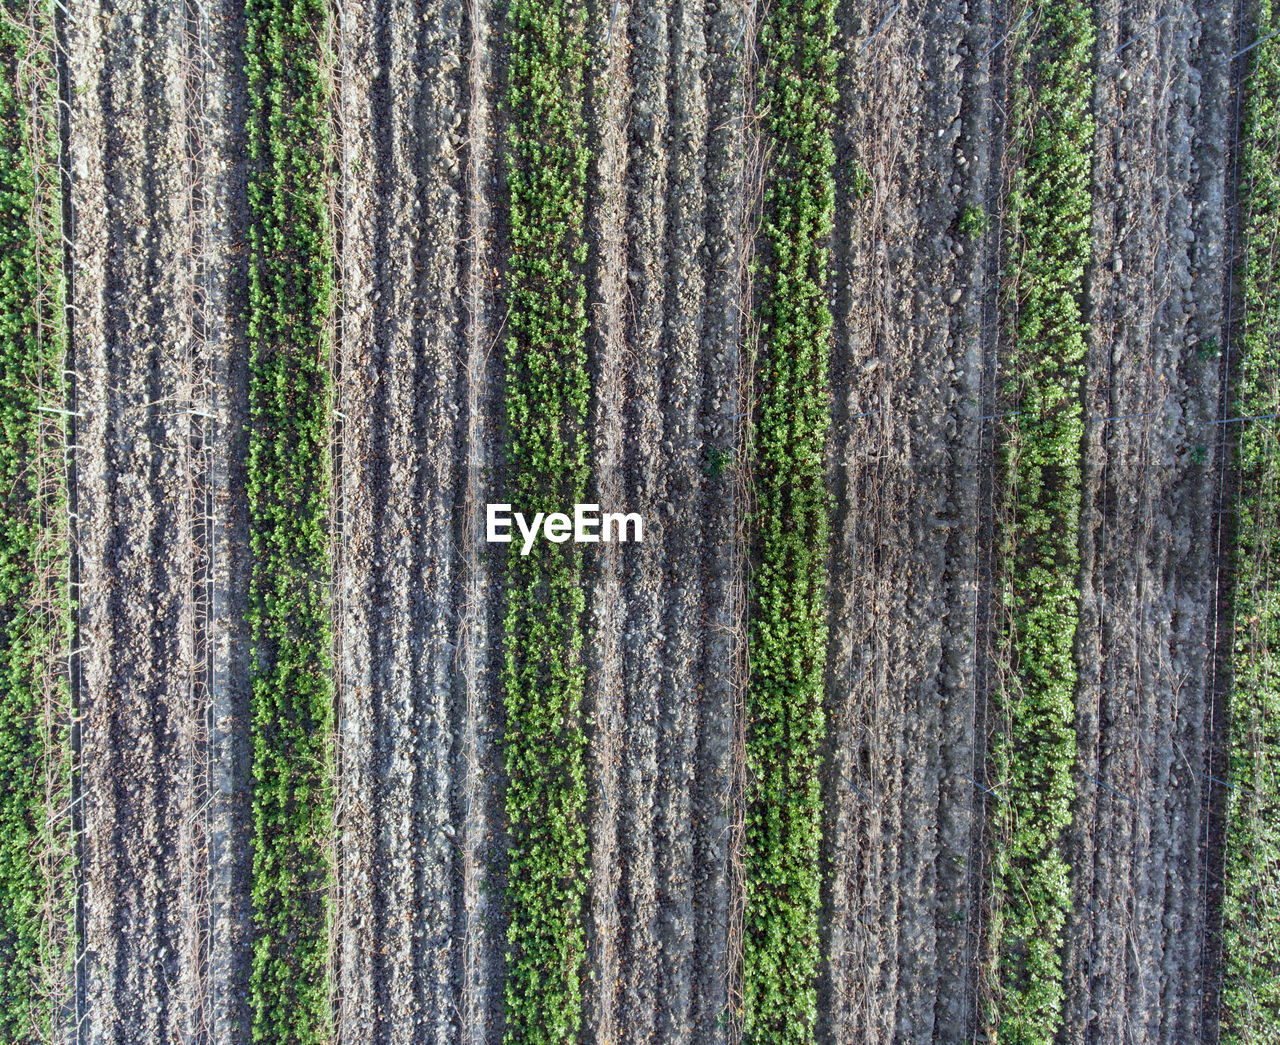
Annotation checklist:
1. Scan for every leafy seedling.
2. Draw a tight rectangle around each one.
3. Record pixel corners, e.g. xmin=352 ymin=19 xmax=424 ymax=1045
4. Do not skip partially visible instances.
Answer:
xmin=959 ymin=202 xmax=991 ymax=238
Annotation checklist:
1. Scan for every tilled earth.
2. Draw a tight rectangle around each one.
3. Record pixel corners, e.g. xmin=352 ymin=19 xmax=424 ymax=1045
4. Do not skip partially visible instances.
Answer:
xmin=62 ymin=0 xmax=1242 ymax=1041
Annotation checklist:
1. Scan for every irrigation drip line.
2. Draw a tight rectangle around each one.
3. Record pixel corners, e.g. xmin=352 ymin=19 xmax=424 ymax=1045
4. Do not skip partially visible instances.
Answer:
xmin=1232 ymin=25 xmax=1280 ymax=60
xmin=1086 ymin=772 xmax=1137 ymax=807
xmin=1087 ymin=411 xmax=1158 ymax=424
xmin=980 ymin=8 xmax=1032 ymax=62
xmin=968 ymin=775 xmax=999 ymax=798
xmin=857 ymin=1 xmax=901 ymax=55
xmin=1106 ymin=13 xmax=1170 ymax=60
xmin=731 ymin=0 xmax=756 ymax=54
xmin=605 ymin=0 xmax=619 ymax=49
xmin=1194 ymin=767 xmax=1272 ymax=802
xmin=841 ymin=774 xmax=875 ymax=804
xmin=1211 ymin=411 xmax=1279 ymax=424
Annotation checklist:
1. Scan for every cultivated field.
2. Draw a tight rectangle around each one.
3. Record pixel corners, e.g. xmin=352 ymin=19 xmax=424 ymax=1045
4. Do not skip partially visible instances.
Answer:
xmin=0 ymin=0 xmax=1277 ymax=1042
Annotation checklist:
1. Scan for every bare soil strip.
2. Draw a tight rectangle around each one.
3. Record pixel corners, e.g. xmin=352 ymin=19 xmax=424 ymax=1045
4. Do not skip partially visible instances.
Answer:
xmin=582 ymin=0 xmax=747 ymax=1039
xmin=333 ymin=0 xmax=489 ymax=1039
xmin=454 ymin=0 xmax=505 ymax=1039
xmin=192 ymin=0 xmax=251 ymax=1038
xmin=942 ymin=0 xmax=1001 ymax=1032
xmin=823 ymin=0 xmax=997 ymax=1039
xmin=1065 ymin=0 xmax=1235 ymax=1040
xmin=652 ymin=1 xmax=710 ymax=1038
xmin=693 ymin=3 xmax=750 ymax=1039
xmin=614 ymin=6 xmax=669 ymax=1033
xmin=584 ymin=0 xmax=629 ymax=1037
xmin=69 ymin=0 xmax=227 ymax=1037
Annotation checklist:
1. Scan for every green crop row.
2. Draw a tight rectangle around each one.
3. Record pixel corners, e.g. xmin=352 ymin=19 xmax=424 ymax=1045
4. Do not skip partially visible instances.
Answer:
xmin=1222 ymin=3 xmax=1280 ymax=1039
xmin=987 ymin=3 xmax=1093 ymax=1041
xmin=744 ymin=1 xmax=836 ymax=1041
xmin=243 ymin=0 xmax=334 ymax=1040
xmin=500 ymin=0 xmax=590 ymax=1041
xmin=0 ymin=2 xmax=72 ymax=1041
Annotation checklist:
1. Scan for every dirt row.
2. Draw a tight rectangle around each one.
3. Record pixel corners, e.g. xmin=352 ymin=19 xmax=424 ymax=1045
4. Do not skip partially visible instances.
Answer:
xmin=822 ymin=0 xmax=1001 ymax=1039
xmin=1065 ymin=0 xmax=1237 ymax=1041
xmin=201 ymin=0 xmax=253 ymax=1038
xmin=67 ymin=0 xmax=250 ymax=1039
xmin=331 ymin=0 xmax=504 ymax=1039
xmin=580 ymin=0 xmax=751 ymax=1041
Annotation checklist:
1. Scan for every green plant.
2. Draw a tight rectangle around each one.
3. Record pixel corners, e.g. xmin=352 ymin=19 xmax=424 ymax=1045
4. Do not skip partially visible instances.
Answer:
xmin=1198 ymin=335 xmax=1221 ymax=361
xmin=501 ymin=0 xmax=590 ymax=1040
xmin=987 ymin=3 xmax=1093 ymax=1041
xmin=744 ymin=0 xmax=837 ymax=1041
xmin=243 ymin=0 xmax=335 ymax=1040
xmin=959 ymin=201 xmax=992 ymax=238
xmin=0 ymin=3 xmax=72 ymax=1041
xmin=704 ymin=445 xmax=731 ymax=479
xmin=847 ymin=162 xmax=872 ymax=200
xmin=1221 ymin=3 xmax=1280 ymax=1040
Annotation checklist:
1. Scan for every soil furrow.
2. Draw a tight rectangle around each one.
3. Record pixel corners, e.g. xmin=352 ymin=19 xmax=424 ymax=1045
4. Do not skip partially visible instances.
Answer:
xmin=690 ymin=0 xmax=747 ymax=1038
xmin=1066 ymin=0 xmax=1235 ymax=1040
xmin=335 ymin=0 xmax=468 ymax=1039
xmin=935 ymin=0 xmax=1001 ymax=1034
xmin=585 ymin=1 xmax=750 ymax=1038
xmin=1068 ymin=7 xmax=1135 ymax=1037
xmin=823 ymin=6 xmax=918 ymax=1036
xmin=1167 ymin=11 xmax=1235 ymax=1041
xmin=964 ymin=0 xmax=1010 ymax=1034
xmin=453 ymin=0 xmax=504 ymax=1039
xmin=69 ymin=0 xmax=214 ymax=1037
xmin=584 ymin=0 xmax=629 ymax=1037
xmin=184 ymin=0 xmax=252 ymax=1038
xmin=617 ymin=3 xmax=669 ymax=1038
xmin=653 ymin=0 xmax=708 ymax=1038
xmin=199 ymin=0 xmax=252 ymax=1033
xmin=176 ymin=0 xmax=211 ymax=1034
xmin=824 ymin=0 xmax=993 ymax=1038
xmin=334 ymin=0 xmax=378 ymax=1032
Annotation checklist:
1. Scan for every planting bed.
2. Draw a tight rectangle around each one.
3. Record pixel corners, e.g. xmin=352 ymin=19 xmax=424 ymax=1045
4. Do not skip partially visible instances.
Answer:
xmin=1221 ymin=3 xmax=1280 ymax=1040
xmin=0 ymin=1 xmax=70 ymax=1039
xmin=0 ymin=0 xmax=1275 ymax=1042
